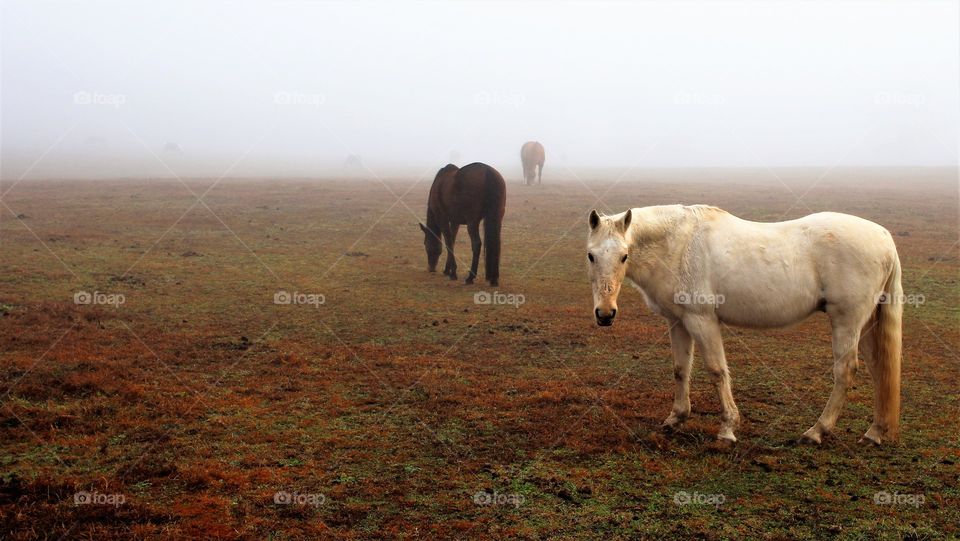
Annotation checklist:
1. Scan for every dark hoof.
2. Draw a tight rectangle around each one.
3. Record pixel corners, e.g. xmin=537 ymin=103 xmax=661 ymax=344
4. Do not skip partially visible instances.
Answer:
xmin=489 ymin=281 xmax=498 ymax=287
xmin=449 ymin=274 xmax=458 ymax=281
xmin=464 ymin=278 xmax=475 ymax=285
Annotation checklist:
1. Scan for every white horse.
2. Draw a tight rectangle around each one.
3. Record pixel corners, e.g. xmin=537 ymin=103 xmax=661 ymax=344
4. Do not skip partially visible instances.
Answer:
xmin=586 ymin=205 xmax=902 ymax=445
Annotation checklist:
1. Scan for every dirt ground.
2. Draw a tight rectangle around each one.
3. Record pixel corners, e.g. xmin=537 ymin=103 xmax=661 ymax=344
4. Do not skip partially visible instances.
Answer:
xmin=1 ymin=168 xmax=957 ymax=539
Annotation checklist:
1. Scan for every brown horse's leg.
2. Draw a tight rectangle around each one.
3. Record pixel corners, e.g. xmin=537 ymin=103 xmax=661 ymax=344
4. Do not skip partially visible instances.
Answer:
xmin=538 ymin=161 xmax=543 ymax=185
xmin=442 ymin=223 xmax=459 ymax=280
xmin=465 ymin=222 xmax=482 ymax=284
xmin=441 ymin=223 xmax=453 ymax=276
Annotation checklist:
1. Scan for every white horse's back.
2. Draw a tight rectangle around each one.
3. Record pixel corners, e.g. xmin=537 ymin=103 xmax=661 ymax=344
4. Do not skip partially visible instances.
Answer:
xmin=696 ymin=210 xmax=899 ymax=328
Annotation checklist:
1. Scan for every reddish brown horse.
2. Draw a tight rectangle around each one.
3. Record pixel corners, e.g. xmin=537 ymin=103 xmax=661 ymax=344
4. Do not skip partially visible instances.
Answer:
xmin=419 ymin=163 xmax=506 ymax=286
xmin=521 ymin=141 xmax=545 ymax=186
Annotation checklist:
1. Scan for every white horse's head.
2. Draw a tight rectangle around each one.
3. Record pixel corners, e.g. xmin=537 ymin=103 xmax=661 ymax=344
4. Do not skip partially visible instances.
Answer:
xmin=586 ymin=209 xmax=632 ymax=326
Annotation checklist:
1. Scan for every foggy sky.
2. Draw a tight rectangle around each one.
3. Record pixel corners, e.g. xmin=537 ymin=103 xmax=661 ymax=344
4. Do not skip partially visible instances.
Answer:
xmin=2 ymin=1 xmax=958 ymax=179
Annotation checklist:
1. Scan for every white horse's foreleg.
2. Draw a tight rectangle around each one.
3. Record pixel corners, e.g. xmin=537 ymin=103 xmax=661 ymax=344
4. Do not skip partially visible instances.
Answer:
xmin=801 ymin=316 xmax=862 ymax=444
xmin=663 ymin=321 xmax=694 ymax=429
xmin=684 ymin=315 xmax=740 ymax=442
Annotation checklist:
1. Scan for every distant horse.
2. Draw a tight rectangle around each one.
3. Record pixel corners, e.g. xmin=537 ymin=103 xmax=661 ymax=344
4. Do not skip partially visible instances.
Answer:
xmin=344 ymin=154 xmax=363 ymax=169
xmin=163 ymin=142 xmax=183 ymax=154
xmin=420 ymin=163 xmax=506 ymax=286
xmin=520 ymin=141 xmax=545 ymax=186
xmin=587 ymin=205 xmax=902 ymax=445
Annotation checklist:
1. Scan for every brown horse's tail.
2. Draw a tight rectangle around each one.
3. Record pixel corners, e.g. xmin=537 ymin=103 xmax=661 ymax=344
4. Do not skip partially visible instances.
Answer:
xmin=483 ymin=166 xmax=506 ymax=286
xmin=870 ymin=253 xmax=903 ymax=442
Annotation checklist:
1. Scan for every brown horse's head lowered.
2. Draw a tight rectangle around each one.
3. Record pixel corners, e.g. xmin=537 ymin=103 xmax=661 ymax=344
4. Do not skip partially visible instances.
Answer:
xmin=421 ymin=162 xmax=506 ymax=286
xmin=419 ymin=222 xmax=442 ymax=272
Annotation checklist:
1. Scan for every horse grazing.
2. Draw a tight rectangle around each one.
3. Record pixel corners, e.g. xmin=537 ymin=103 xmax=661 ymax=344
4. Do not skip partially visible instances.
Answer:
xmin=587 ymin=205 xmax=902 ymax=445
xmin=420 ymin=163 xmax=506 ymax=286
xmin=520 ymin=141 xmax=545 ymax=186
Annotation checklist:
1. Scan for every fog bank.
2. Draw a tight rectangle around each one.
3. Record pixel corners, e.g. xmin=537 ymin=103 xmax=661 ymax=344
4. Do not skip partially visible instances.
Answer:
xmin=2 ymin=1 xmax=958 ymax=180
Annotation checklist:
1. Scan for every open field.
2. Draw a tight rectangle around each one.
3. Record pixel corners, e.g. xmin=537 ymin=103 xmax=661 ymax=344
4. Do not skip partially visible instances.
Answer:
xmin=0 ymin=168 xmax=958 ymax=539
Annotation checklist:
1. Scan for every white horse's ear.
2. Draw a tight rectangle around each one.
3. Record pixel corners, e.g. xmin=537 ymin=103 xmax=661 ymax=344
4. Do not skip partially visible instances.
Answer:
xmin=620 ymin=209 xmax=632 ymax=232
xmin=589 ymin=209 xmax=600 ymax=230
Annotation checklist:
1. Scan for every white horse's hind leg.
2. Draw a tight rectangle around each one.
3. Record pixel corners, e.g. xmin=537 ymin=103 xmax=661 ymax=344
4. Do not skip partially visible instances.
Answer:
xmin=663 ymin=321 xmax=694 ymax=429
xmin=801 ymin=313 xmax=864 ymax=444
xmin=684 ymin=315 xmax=740 ymax=442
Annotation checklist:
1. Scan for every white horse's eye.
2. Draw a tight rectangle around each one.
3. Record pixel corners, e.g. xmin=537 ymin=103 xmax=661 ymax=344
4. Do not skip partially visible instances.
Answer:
xmin=621 ymin=254 xmax=628 ymax=263
xmin=588 ymin=253 xmax=595 ymax=262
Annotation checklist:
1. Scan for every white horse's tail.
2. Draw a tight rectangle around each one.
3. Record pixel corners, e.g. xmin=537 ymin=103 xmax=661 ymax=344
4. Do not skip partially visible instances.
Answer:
xmin=871 ymin=253 xmax=903 ymax=441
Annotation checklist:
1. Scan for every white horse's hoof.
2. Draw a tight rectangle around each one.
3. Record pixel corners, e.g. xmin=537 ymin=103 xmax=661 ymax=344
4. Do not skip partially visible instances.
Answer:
xmin=799 ymin=427 xmax=823 ymax=445
xmin=717 ymin=428 xmax=737 ymax=443
xmin=662 ymin=413 xmax=688 ymax=431
xmin=859 ymin=430 xmax=882 ymax=445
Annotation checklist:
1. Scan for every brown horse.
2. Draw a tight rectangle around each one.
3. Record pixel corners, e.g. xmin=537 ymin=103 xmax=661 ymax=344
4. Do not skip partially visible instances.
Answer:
xmin=419 ymin=163 xmax=506 ymax=286
xmin=520 ymin=141 xmax=545 ymax=186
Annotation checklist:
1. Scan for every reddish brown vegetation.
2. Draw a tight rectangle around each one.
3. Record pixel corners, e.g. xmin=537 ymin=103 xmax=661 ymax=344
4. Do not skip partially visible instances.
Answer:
xmin=1 ymin=172 xmax=957 ymax=538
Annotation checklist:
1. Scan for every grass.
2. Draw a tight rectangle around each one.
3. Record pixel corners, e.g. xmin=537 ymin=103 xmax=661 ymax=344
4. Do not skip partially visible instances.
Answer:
xmin=0 ymin=169 xmax=957 ymax=539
